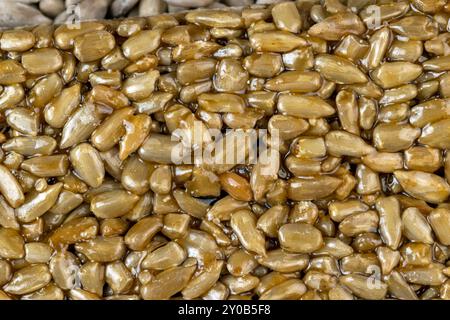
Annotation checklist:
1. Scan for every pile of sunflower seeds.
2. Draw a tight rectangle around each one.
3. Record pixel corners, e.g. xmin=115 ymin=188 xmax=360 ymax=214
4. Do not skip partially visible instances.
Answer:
xmin=0 ymin=0 xmax=450 ymax=300
xmin=0 ymin=0 xmax=284 ymax=29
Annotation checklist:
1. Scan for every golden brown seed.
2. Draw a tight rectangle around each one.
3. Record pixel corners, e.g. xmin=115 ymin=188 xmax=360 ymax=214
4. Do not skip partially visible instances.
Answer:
xmin=122 ymin=30 xmax=162 ymax=61
xmin=372 ymin=62 xmax=422 ymax=89
xmin=91 ymin=190 xmax=140 ymax=219
xmin=277 ymin=94 xmax=334 ymax=118
xmin=49 ymin=251 xmax=80 ymax=290
xmin=140 ymin=265 xmax=196 ymax=300
xmin=44 ymin=83 xmax=81 ymax=129
xmin=186 ymin=9 xmax=243 ymax=28
xmin=394 ymin=170 xmax=450 ymax=204
xmin=182 ymin=260 xmax=224 ymax=299
xmin=340 ymin=274 xmax=387 ymax=300
xmin=278 ymin=223 xmax=323 ymax=254
xmin=91 ymin=107 xmax=134 ymax=152
xmin=219 ymin=172 xmax=252 ymax=202
xmin=75 ymin=237 xmax=126 ymax=263
xmin=315 ymin=54 xmax=367 ymax=84
xmin=338 ymin=210 xmax=379 ymax=237
xmin=373 ymin=123 xmax=420 ymax=152
xmin=49 ymin=217 xmax=98 ymax=248
xmin=288 ymin=176 xmax=341 ymax=201
xmin=362 ymin=152 xmax=403 ymax=173
xmin=161 ymin=213 xmax=191 ymax=239
xmin=0 ymin=164 xmax=25 ymax=208
xmin=376 ymin=197 xmax=402 ymax=250
xmin=6 ymin=107 xmax=39 ymax=136
xmin=404 ymin=146 xmax=442 ymax=172
xmin=214 ymin=58 xmax=249 ymax=93
xmin=122 ymin=70 xmax=160 ymax=101
xmin=265 ymin=71 xmax=322 ymax=93
xmin=325 ymin=130 xmax=375 ymax=157
xmin=49 ymin=190 xmax=83 ymax=215
xmin=3 ymin=264 xmax=51 ymax=295
xmin=390 ymin=16 xmax=439 ymax=41
xmin=21 ymin=155 xmax=69 ymax=178
xmin=80 ymin=262 xmax=105 ymax=297
xmin=428 ymin=208 xmax=450 ymax=245
xmin=70 ymin=143 xmax=105 ymax=188
xmin=60 ymin=103 xmax=105 ymax=149
xmin=198 ymin=93 xmax=245 ymax=113
xmin=124 ymin=216 xmax=163 ymax=251
xmin=308 ymin=12 xmax=365 ymax=41
xmin=0 ymin=30 xmax=35 ymax=52
xmin=230 ymin=210 xmax=266 ymax=256
xmin=260 ymin=279 xmax=307 ymax=300
xmin=142 ymin=241 xmax=186 ymax=270
xmin=0 ymin=228 xmax=24 ymax=259
xmin=16 ymin=183 xmax=63 ymax=223
xmin=105 ymin=261 xmax=134 ymax=294
xmin=419 ymin=118 xmax=450 ymax=149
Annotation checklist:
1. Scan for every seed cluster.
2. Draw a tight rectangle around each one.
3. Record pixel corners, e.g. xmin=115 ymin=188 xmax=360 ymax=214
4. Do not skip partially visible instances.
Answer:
xmin=0 ymin=0 xmax=450 ymax=300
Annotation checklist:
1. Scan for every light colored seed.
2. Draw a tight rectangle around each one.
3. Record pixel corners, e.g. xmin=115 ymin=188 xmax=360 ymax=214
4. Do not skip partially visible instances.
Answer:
xmin=0 ymin=60 xmax=26 ymax=85
xmin=373 ymin=123 xmax=421 ymax=152
xmin=336 ymin=90 xmax=359 ymax=135
xmin=70 ymin=143 xmax=105 ymax=188
xmin=265 ymin=71 xmax=322 ymax=92
xmin=140 ymin=265 xmax=196 ymax=300
xmin=3 ymin=264 xmax=52 ymax=295
xmin=340 ymin=274 xmax=387 ymax=300
xmin=401 ymin=207 xmax=434 ymax=244
xmin=372 ymin=62 xmax=422 ymax=89
xmin=390 ymin=15 xmax=439 ymax=41
xmin=0 ymin=228 xmax=24 ymax=259
xmin=386 ymin=270 xmax=418 ymax=300
xmin=21 ymin=283 xmax=64 ymax=300
xmin=49 ymin=251 xmax=80 ymax=290
xmin=339 ymin=210 xmax=379 ymax=237
xmin=173 ymin=41 xmax=221 ymax=62
xmin=142 ymin=241 xmax=186 ymax=270
xmin=80 ymin=262 xmax=105 ymax=297
xmin=16 ymin=183 xmax=63 ymax=223
xmin=68 ymin=288 xmax=101 ymax=300
xmin=91 ymin=190 xmax=140 ymax=219
xmin=388 ymin=40 xmax=423 ymax=63
xmin=21 ymin=155 xmax=69 ymax=178
xmin=173 ymin=189 xmax=209 ymax=219
xmin=91 ymin=107 xmax=134 ymax=152
xmin=182 ymin=259 xmax=224 ymax=299
xmin=122 ymin=70 xmax=160 ymax=101
xmin=271 ymin=1 xmax=301 ymax=33
xmin=404 ymin=146 xmax=442 ymax=172
xmin=222 ymin=274 xmax=260 ymax=295
xmin=362 ymin=152 xmax=403 ymax=173
xmin=60 ymin=103 xmax=105 ymax=149
xmin=376 ymin=246 xmax=400 ymax=275
xmin=6 ymin=107 xmax=39 ymax=136
xmin=314 ymin=237 xmax=353 ymax=259
xmin=278 ymin=223 xmax=323 ymax=254
xmin=394 ymin=170 xmax=450 ymax=204
xmin=44 ymin=83 xmax=81 ymax=129
xmin=325 ymin=130 xmax=375 ymax=157
xmin=308 ymin=12 xmax=365 ymax=41
xmin=0 ymin=164 xmax=25 ymax=208
xmin=257 ymin=249 xmax=309 ymax=273
xmin=177 ymin=230 xmax=222 ymax=265
xmin=419 ymin=118 xmax=450 ymax=149
xmin=376 ymin=197 xmax=402 ymax=250
xmin=186 ymin=9 xmax=243 ymax=28
xmin=399 ymin=263 xmax=447 ymax=286
xmin=75 ymin=237 xmax=126 ymax=263
xmin=0 ymin=196 xmax=19 ymax=230
xmin=22 ymin=48 xmax=63 ymax=76
xmin=257 ymin=205 xmax=288 ymax=238
xmin=400 ymin=242 xmax=432 ymax=267
xmin=198 ymin=93 xmax=245 ymax=113
xmin=428 ymin=208 xmax=450 ymax=245
xmin=277 ymin=94 xmax=334 ymax=118
xmin=361 ymin=27 xmax=393 ymax=70
xmin=124 ymin=216 xmax=163 ymax=251
xmin=214 ymin=58 xmax=249 ymax=93
xmin=288 ymin=176 xmax=341 ymax=201
xmin=315 ymin=54 xmax=367 ymax=84
xmin=329 ymin=200 xmax=369 ymax=223
xmin=24 ymin=242 xmax=53 ymax=264
xmin=122 ymin=30 xmax=162 ymax=61
xmin=0 ymin=84 xmax=25 ymax=111
xmin=230 ymin=210 xmax=266 ymax=256
xmin=105 ymin=261 xmax=134 ymax=294
xmin=0 ymin=30 xmax=35 ymax=52
xmin=260 ymin=279 xmax=307 ymax=300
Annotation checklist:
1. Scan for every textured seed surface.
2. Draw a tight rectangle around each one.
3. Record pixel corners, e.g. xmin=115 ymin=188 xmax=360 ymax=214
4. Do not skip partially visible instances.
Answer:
xmin=0 ymin=2 xmax=448 ymax=301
